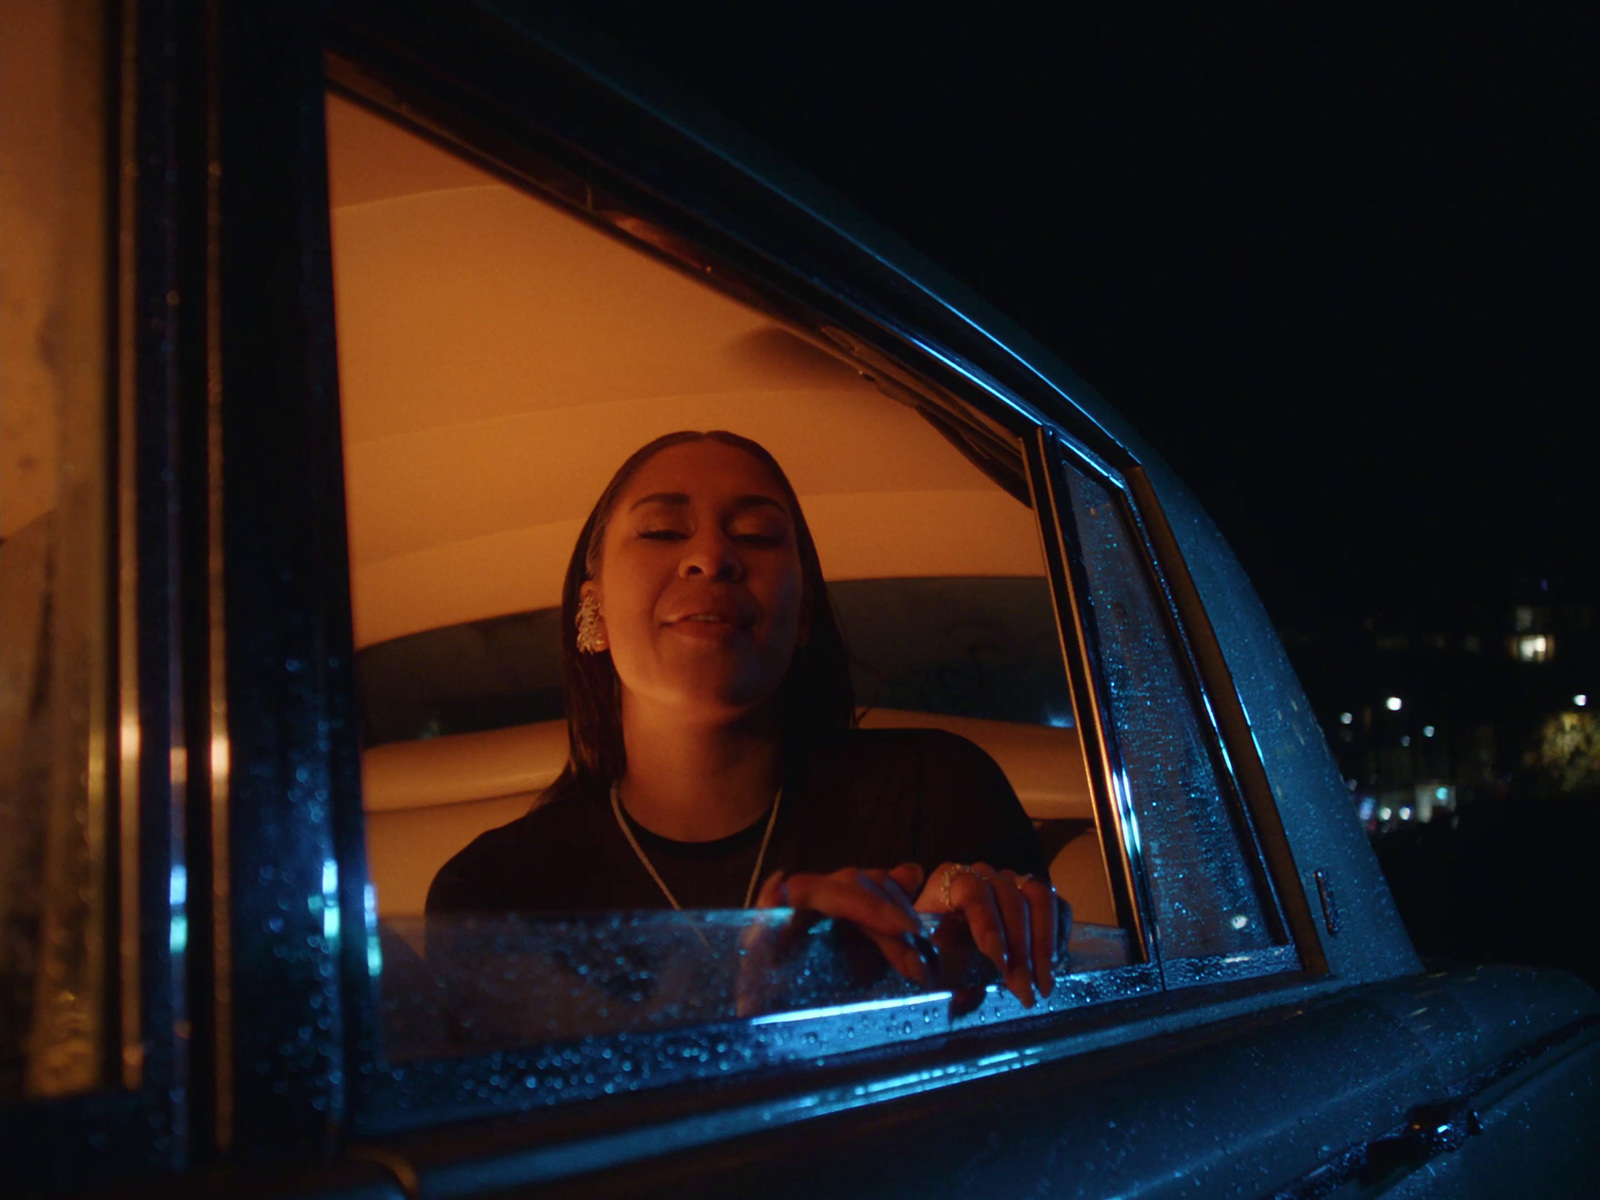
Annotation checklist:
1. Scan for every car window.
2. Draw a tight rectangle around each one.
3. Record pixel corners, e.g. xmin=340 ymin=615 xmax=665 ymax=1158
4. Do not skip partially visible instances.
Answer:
xmin=324 ymin=90 xmax=1135 ymax=1073
xmin=0 ymin=0 xmax=116 ymax=1100
xmin=1059 ymin=457 xmax=1283 ymax=961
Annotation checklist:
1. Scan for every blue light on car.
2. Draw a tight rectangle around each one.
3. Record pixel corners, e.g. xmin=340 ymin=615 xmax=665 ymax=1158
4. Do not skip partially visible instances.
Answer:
xmin=321 ymin=858 xmax=340 ymax=943
xmin=170 ymin=866 xmax=188 ymax=955
xmin=365 ymin=883 xmax=383 ymax=978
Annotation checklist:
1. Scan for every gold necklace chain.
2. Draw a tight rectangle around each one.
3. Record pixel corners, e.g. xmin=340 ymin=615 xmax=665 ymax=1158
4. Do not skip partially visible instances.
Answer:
xmin=610 ymin=782 xmax=783 ymax=910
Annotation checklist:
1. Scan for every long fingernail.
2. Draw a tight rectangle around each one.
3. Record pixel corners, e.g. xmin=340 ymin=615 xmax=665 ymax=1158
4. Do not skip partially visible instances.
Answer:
xmin=901 ymin=940 xmax=931 ymax=985
xmin=913 ymin=934 xmax=940 ymax=976
xmin=1012 ymin=971 xmax=1035 ymax=1007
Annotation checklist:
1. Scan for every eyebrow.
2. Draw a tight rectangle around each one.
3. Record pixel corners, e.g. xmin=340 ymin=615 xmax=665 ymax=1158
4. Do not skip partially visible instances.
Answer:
xmin=627 ymin=492 xmax=789 ymax=516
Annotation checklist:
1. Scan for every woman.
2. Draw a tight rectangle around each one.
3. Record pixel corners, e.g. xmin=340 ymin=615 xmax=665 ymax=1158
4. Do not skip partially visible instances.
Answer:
xmin=428 ymin=430 xmax=1067 ymax=1007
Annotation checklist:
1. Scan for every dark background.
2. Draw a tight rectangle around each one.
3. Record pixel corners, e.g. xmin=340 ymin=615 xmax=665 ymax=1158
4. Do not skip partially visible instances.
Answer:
xmin=557 ymin=4 xmax=1596 ymax=980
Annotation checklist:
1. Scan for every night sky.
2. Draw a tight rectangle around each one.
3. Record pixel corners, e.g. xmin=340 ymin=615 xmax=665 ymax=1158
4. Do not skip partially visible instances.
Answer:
xmin=561 ymin=5 xmax=1594 ymax=636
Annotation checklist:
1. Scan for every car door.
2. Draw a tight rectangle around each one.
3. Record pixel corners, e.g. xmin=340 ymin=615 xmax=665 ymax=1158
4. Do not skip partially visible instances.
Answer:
xmin=4 ymin=2 xmax=1595 ymax=1197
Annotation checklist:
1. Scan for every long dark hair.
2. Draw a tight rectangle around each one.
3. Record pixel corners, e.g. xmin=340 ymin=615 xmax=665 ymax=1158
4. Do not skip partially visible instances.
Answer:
xmin=548 ymin=431 xmax=854 ymax=799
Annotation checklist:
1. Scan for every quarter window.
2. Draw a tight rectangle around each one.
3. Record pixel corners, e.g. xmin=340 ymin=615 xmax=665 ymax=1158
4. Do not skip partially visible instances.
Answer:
xmin=1060 ymin=459 xmax=1281 ymax=959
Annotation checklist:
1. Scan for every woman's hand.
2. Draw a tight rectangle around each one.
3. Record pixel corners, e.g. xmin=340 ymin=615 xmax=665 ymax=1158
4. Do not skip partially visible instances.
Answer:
xmin=751 ymin=864 xmax=937 ymax=987
xmin=741 ymin=862 xmax=1069 ymax=1019
xmin=917 ymin=862 xmax=1068 ymax=1009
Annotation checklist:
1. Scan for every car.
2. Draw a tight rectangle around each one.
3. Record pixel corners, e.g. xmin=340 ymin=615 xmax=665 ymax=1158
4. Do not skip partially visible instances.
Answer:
xmin=2 ymin=1 xmax=1595 ymax=1196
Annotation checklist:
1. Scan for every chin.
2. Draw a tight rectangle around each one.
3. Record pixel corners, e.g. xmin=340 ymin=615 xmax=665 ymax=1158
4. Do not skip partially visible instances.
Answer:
xmin=662 ymin=677 xmax=785 ymax=724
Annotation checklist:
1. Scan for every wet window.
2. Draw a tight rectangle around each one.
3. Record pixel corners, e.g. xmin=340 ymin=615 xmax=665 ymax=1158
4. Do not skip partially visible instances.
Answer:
xmin=325 ymin=89 xmax=1129 ymax=1066
xmin=1 ymin=0 xmax=116 ymax=1100
xmin=1061 ymin=461 xmax=1277 ymax=958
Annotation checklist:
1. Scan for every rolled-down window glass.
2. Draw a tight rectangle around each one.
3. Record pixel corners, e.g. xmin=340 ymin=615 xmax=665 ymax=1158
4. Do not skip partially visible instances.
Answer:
xmin=326 ymin=89 xmax=1145 ymax=1087
xmin=1060 ymin=462 xmax=1276 ymax=959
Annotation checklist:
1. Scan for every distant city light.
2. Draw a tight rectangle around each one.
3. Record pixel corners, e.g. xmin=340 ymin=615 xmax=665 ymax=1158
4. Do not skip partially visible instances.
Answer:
xmin=1358 ymin=797 xmax=1376 ymax=822
xmin=1399 ymin=735 xmax=1411 ymax=748
xmin=1577 ymin=694 xmax=1590 ymax=708
xmin=1339 ymin=711 xmax=1353 ymax=725
xmin=1515 ymin=634 xmax=1552 ymax=662
xmin=1378 ymin=806 xmax=1393 ymax=821
xmin=1399 ymin=806 xmax=1413 ymax=820
xmin=1423 ymin=725 xmax=1436 ymax=738
xmin=1385 ymin=696 xmax=1403 ymax=712
xmin=1435 ymin=786 xmax=1450 ymax=801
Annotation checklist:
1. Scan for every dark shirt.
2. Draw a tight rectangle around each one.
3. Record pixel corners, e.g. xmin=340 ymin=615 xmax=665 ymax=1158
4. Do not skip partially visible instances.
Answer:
xmin=426 ymin=727 xmax=1047 ymax=914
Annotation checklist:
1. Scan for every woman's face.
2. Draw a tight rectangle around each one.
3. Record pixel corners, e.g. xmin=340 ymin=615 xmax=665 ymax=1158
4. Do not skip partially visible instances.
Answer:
xmin=585 ymin=440 xmax=807 ymax=723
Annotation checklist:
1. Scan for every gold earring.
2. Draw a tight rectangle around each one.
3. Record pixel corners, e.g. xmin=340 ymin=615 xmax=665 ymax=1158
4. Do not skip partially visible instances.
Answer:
xmin=575 ymin=592 xmax=607 ymax=653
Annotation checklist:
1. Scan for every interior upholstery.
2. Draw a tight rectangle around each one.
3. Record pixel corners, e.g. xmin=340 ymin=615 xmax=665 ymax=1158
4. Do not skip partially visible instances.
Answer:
xmin=364 ymin=709 xmax=1114 ymax=921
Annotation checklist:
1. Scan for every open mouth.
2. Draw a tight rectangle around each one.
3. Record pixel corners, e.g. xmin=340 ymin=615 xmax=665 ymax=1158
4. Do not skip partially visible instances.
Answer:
xmin=666 ymin=610 xmax=750 ymax=631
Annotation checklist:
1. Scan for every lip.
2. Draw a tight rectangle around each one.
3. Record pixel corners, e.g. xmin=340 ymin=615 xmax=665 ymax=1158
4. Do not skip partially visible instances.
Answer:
xmin=664 ymin=610 xmax=749 ymax=628
xmin=663 ymin=615 xmax=748 ymax=642
xmin=660 ymin=604 xmax=754 ymax=637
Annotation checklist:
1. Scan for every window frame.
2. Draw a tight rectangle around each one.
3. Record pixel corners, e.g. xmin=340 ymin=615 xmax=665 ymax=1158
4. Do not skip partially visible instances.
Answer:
xmin=320 ymin=63 xmax=1173 ymax=1140
xmin=154 ymin=0 xmax=1335 ymax=1164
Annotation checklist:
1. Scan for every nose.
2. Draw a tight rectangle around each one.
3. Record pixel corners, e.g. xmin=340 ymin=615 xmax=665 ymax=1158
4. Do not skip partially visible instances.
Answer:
xmin=679 ymin=528 xmax=744 ymax=582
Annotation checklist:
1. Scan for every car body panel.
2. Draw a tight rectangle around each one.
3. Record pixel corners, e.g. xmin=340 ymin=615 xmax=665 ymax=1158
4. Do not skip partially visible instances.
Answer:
xmin=332 ymin=966 xmax=1595 ymax=1199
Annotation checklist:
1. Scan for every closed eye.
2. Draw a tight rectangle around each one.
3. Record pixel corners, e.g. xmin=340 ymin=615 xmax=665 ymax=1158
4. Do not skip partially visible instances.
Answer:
xmin=638 ymin=529 xmax=689 ymax=541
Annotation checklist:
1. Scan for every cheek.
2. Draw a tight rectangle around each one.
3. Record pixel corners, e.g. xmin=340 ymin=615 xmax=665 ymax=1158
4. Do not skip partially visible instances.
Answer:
xmin=766 ymin=566 xmax=806 ymax=646
xmin=597 ymin=547 xmax=662 ymax=626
